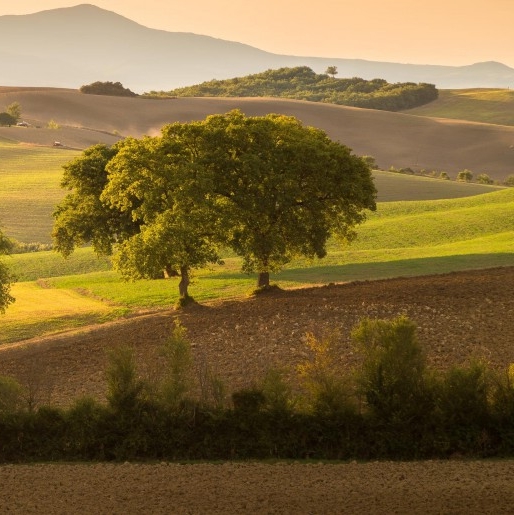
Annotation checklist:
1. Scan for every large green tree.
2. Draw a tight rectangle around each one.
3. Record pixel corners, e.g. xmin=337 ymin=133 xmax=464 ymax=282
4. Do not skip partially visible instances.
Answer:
xmin=53 ymin=137 xmax=222 ymax=300
xmin=53 ymin=111 xmax=376 ymax=298
xmin=0 ymin=229 xmax=14 ymax=313
xmin=184 ymin=110 xmax=377 ymax=287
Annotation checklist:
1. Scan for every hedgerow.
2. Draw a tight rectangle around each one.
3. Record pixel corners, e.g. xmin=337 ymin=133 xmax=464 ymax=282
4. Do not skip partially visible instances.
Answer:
xmin=1 ymin=316 xmax=514 ymax=462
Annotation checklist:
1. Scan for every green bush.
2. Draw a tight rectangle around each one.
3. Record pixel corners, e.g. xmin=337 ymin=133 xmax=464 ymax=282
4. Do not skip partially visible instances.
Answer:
xmin=477 ymin=173 xmax=494 ymax=185
xmin=0 ymin=375 xmax=24 ymax=415
xmin=158 ymin=321 xmax=194 ymax=412
xmin=504 ymin=175 xmax=514 ymax=187
xmin=457 ymin=169 xmax=473 ymax=182
xmin=297 ymin=331 xmax=356 ymax=416
xmin=435 ymin=360 xmax=492 ymax=454
xmin=105 ymin=346 xmax=146 ymax=414
xmin=352 ymin=316 xmax=434 ymax=424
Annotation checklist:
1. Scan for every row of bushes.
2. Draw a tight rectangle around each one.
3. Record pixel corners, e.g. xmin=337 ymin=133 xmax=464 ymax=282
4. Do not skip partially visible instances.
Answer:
xmin=2 ymin=316 xmax=514 ymax=462
xmin=386 ymin=165 xmax=514 ymax=186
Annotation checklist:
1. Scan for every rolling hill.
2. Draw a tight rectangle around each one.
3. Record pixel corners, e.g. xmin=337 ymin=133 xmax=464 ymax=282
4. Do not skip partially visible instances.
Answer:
xmin=1 ymin=87 xmax=514 ymax=181
xmin=1 ymin=5 xmax=514 ymax=91
xmin=404 ymin=88 xmax=514 ymax=126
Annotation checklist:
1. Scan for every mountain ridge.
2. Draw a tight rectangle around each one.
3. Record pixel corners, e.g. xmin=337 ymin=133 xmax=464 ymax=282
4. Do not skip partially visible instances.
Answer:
xmin=1 ymin=5 xmax=514 ymax=92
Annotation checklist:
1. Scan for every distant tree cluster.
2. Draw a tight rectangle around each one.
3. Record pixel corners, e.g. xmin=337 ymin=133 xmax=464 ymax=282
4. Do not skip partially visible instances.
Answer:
xmin=148 ymin=66 xmax=438 ymax=112
xmin=80 ymin=81 xmax=138 ymax=97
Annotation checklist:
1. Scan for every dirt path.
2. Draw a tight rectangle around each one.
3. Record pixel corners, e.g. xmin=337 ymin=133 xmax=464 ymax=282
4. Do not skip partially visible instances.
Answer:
xmin=1 ymin=460 xmax=514 ymax=514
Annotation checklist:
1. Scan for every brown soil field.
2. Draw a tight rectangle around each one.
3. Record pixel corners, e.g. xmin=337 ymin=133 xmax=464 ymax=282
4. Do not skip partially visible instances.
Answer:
xmin=1 ymin=267 xmax=514 ymax=513
xmin=2 ymin=87 xmax=514 ymax=179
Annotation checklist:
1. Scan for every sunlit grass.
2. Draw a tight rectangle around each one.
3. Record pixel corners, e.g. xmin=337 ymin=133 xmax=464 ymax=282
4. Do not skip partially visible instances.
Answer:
xmin=2 ymin=168 xmax=513 ymax=344
xmin=0 ymin=282 xmax=123 ymax=344
xmin=404 ymin=88 xmax=514 ymax=126
xmin=0 ymin=140 xmax=79 ymax=242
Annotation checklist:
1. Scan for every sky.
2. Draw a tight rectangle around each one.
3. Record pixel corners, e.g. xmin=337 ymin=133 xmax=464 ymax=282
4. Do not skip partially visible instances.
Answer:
xmin=4 ymin=1 xmax=514 ymax=68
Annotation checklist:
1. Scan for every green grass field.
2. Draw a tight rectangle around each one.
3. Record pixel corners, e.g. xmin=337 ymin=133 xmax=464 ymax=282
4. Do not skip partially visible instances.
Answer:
xmin=0 ymin=140 xmax=503 ymax=245
xmin=404 ymin=89 xmax=514 ymax=126
xmin=0 ymin=140 xmax=80 ymax=243
xmin=2 ymin=187 xmax=513 ymax=344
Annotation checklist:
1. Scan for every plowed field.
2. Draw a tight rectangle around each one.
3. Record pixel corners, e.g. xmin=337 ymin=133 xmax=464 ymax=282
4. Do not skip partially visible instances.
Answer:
xmin=1 ymin=266 xmax=514 ymax=514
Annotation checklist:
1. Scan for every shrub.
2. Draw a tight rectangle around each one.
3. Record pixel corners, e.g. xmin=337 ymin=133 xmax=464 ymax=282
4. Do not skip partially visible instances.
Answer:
xmin=352 ymin=316 xmax=434 ymax=424
xmin=0 ymin=112 xmax=16 ymax=126
xmin=476 ymin=173 xmax=494 ymax=184
xmin=261 ymin=368 xmax=295 ymax=413
xmin=0 ymin=375 xmax=24 ymax=415
xmin=435 ymin=360 xmax=492 ymax=454
xmin=504 ymin=175 xmax=514 ymax=187
xmin=105 ymin=346 xmax=146 ymax=413
xmin=457 ymin=169 xmax=473 ymax=182
xmin=439 ymin=171 xmax=450 ymax=180
xmin=297 ymin=331 xmax=355 ymax=416
xmin=158 ymin=321 xmax=194 ymax=412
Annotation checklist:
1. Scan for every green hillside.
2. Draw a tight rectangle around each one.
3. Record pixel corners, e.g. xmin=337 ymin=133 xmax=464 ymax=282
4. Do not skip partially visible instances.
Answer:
xmin=148 ymin=66 xmax=438 ymax=111
xmin=404 ymin=89 xmax=514 ymax=126
xmin=0 ymin=140 xmax=80 ymax=243
xmin=3 ymin=188 xmax=512 ymax=343
xmin=0 ymin=141 xmax=503 ymax=245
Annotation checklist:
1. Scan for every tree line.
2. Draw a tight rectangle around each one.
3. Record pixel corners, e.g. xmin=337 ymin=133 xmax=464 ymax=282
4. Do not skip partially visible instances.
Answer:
xmin=146 ymin=66 xmax=439 ymax=112
xmin=52 ymin=110 xmax=376 ymax=303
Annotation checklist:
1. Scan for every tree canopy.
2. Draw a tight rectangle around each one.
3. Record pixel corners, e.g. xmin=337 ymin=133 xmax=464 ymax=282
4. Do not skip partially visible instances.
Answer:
xmin=147 ymin=66 xmax=438 ymax=112
xmin=0 ymin=228 xmax=14 ymax=313
xmin=80 ymin=81 xmax=138 ymax=97
xmin=53 ymin=111 xmax=376 ymax=299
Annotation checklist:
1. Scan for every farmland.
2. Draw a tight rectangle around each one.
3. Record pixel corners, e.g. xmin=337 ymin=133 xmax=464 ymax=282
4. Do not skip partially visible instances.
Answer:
xmin=1 ymin=87 xmax=514 ymax=512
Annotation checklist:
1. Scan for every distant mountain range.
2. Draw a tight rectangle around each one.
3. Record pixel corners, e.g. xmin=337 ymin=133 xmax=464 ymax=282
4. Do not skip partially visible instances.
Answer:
xmin=1 ymin=4 xmax=514 ymax=93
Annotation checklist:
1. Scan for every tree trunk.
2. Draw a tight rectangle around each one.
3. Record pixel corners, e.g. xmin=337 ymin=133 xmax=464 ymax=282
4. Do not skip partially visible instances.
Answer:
xmin=178 ymin=266 xmax=190 ymax=298
xmin=257 ymin=271 xmax=270 ymax=289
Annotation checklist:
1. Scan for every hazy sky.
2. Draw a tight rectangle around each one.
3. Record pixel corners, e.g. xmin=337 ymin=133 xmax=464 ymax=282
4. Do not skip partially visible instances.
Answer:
xmin=5 ymin=1 xmax=514 ymax=67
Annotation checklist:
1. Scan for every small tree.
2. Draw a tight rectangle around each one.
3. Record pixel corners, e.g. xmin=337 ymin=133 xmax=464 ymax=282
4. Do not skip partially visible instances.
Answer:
xmin=476 ymin=173 xmax=493 ymax=185
xmin=6 ymin=102 xmax=21 ymax=122
xmin=503 ymin=175 xmax=514 ymax=187
xmin=439 ymin=171 xmax=450 ymax=180
xmin=352 ymin=315 xmax=434 ymax=424
xmin=325 ymin=66 xmax=338 ymax=78
xmin=457 ymin=169 xmax=473 ymax=182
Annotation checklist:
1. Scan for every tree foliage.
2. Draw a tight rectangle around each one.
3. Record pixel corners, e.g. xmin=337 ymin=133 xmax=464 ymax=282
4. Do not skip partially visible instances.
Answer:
xmin=80 ymin=81 xmax=138 ymax=97
xmin=6 ymin=102 xmax=21 ymax=121
xmin=0 ymin=112 xmax=16 ymax=126
xmin=53 ymin=111 xmax=376 ymax=297
xmin=0 ymin=229 xmax=15 ymax=313
xmin=148 ymin=66 xmax=438 ymax=112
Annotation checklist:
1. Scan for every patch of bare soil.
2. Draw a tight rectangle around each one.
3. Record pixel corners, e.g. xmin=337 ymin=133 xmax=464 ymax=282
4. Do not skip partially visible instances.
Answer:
xmin=1 ymin=267 xmax=514 ymax=513
xmin=1 ymin=460 xmax=514 ymax=514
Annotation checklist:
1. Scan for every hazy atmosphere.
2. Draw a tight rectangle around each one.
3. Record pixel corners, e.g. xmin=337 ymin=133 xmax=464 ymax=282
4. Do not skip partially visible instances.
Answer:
xmin=5 ymin=0 xmax=513 ymax=67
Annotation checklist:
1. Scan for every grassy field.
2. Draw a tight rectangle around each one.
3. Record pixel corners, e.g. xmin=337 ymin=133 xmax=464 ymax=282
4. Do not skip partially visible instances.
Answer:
xmin=0 ymin=140 xmax=80 ymax=243
xmin=404 ymin=89 xmax=514 ymax=126
xmin=2 ymin=187 xmax=513 ymax=344
xmin=0 ymin=140 xmax=503 ymax=245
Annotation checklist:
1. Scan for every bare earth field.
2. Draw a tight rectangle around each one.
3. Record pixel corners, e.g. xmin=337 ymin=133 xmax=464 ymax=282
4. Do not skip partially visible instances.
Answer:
xmin=1 ymin=267 xmax=514 ymax=513
xmin=2 ymin=87 xmax=514 ymax=179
